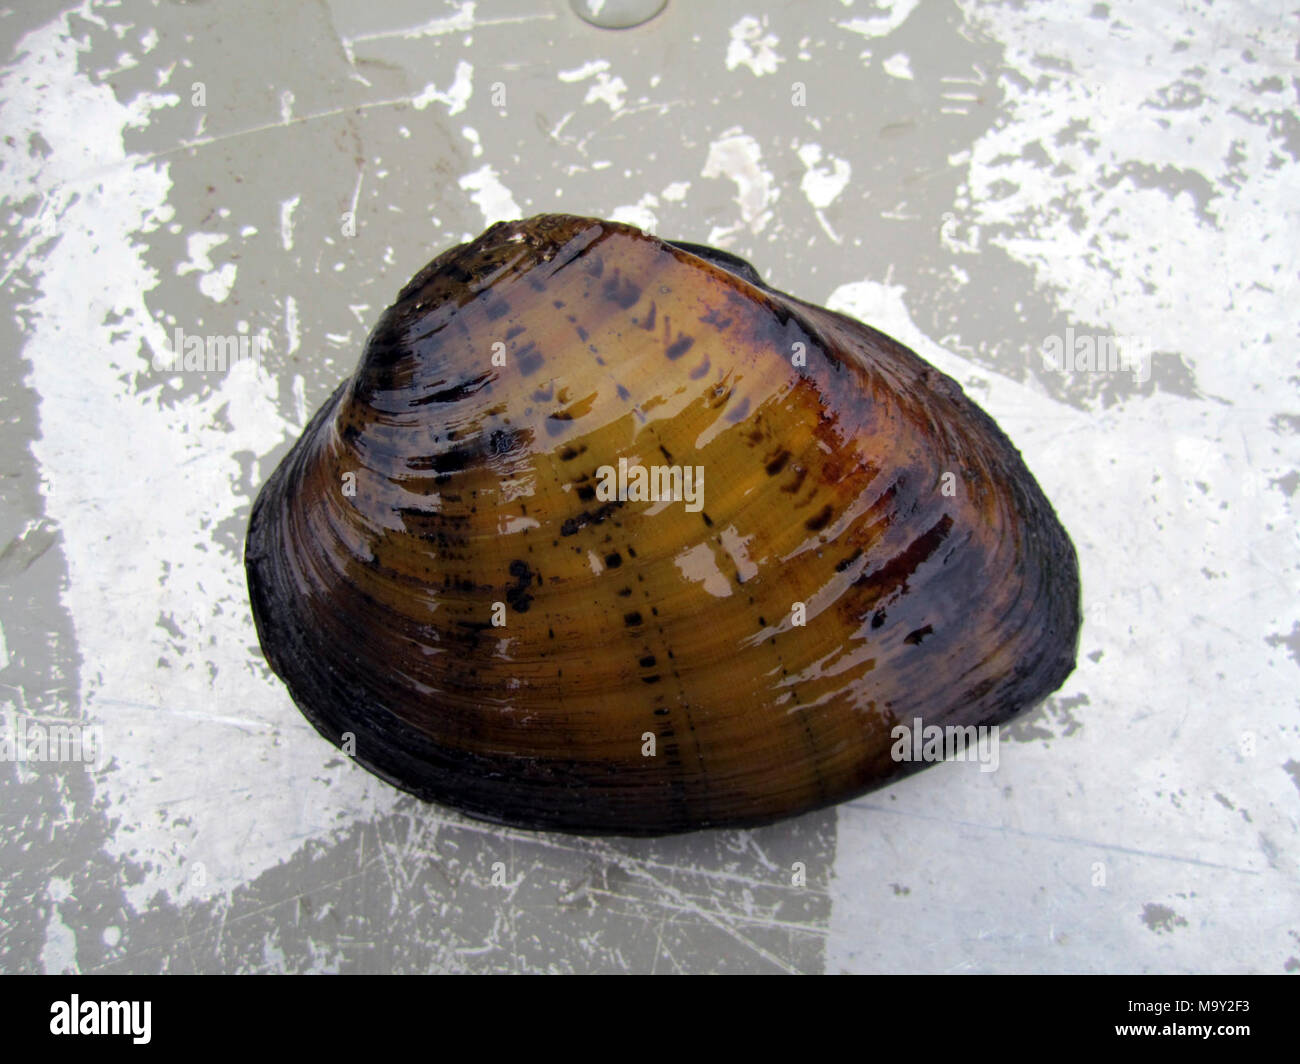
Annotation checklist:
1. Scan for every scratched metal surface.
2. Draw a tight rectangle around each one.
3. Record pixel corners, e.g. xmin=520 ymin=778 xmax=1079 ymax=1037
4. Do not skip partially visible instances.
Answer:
xmin=0 ymin=0 xmax=1297 ymax=974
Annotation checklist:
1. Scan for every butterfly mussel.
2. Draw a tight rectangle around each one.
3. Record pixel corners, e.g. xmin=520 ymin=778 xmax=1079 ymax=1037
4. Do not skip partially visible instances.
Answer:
xmin=244 ymin=214 xmax=1080 ymax=835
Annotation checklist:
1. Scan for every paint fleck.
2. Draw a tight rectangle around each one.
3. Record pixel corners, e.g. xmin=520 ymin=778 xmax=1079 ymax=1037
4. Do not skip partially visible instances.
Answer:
xmin=726 ymin=16 xmax=784 ymax=77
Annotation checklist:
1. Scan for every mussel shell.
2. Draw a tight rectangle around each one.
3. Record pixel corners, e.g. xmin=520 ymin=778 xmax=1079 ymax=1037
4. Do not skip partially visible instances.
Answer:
xmin=245 ymin=214 xmax=1080 ymax=836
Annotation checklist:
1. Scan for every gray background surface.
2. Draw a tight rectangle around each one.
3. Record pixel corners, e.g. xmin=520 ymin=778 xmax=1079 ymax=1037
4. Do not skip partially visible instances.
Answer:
xmin=1 ymin=0 xmax=1297 ymax=973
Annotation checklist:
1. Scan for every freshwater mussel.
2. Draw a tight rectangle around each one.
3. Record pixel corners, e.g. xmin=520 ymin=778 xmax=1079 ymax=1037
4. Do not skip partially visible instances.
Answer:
xmin=245 ymin=214 xmax=1080 ymax=835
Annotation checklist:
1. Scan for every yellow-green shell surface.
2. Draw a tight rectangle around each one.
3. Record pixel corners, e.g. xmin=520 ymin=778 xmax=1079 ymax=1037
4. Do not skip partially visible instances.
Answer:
xmin=245 ymin=214 xmax=1080 ymax=835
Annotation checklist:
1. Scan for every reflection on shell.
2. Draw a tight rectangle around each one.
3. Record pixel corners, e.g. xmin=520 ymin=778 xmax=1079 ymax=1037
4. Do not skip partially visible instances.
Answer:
xmin=245 ymin=214 xmax=1080 ymax=836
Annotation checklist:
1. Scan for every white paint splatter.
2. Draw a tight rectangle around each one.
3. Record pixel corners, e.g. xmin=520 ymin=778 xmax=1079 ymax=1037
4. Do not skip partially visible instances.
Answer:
xmin=6 ymin=11 xmax=398 ymax=908
xmin=882 ymin=52 xmax=913 ymax=79
xmin=726 ymin=16 xmax=783 ymax=77
xmin=284 ymin=294 xmax=300 ymax=355
xmin=41 ymin=878 xmax=78 ymax=974
xmin=175 ymin=232 xmax=235 ymax=301
xmin=174 ymin=231 xmax=224 ymax=267
xmin=291 ymin=373 xmax=307 ymax=428
xmin=796 ymin=142 xmax=851 ymax=242
xmin=279 ymin=195 xmax=299 ymax=251
xmin=459 ymin=164 xmax=522 ymax=226
xmin=558 ymin=60 xmax=609 ymax=83
xmin=610 ymin=194 xmax=659 ymax=231
xmin=557 ymin=59 xmax=628 ymax=112
xmin=837 ymin=0 xmax=920 ymax=43
xmin=701 ymin=129 xmax=778 ymax=243
xmin=198 ymin=262 xmax=236 ymax=302
xmin=412 ymin=60 xmax=473 ymax=116
xmin=952 ymin=0 xmax=1295 ymax=381
xmin=796 ymin=145 xmax=850 ymax=208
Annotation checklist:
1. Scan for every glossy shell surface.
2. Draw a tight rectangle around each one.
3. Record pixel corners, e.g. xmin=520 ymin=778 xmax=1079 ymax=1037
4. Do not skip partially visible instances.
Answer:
xmin=245 ymin=214 xmax=1080 ymax=835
